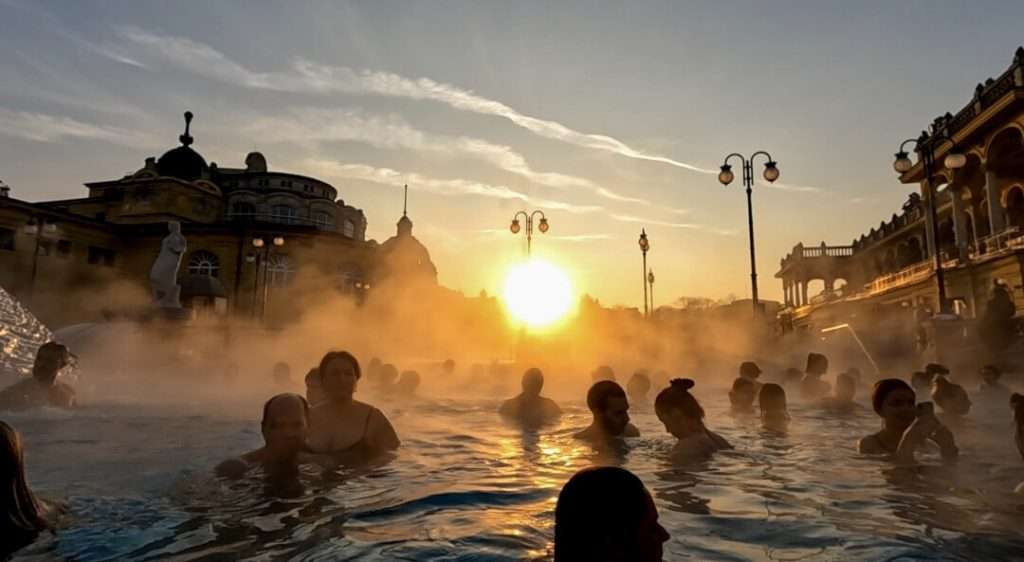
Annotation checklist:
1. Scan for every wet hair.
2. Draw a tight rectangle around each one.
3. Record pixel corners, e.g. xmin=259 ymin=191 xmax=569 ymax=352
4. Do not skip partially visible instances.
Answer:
xmin=805 ymin=353 xmax=828 ymax=375
xmin=731 ymin=377 xmax=755 ymax=394
xmin=1 ymin=421 xmax=50 ymax=558
xmin=260 ymin=393 xmax=310 ymax=434
xmin=758 ymin=383 xmax=787 ymax=414
xmin=981 ymin=364 xmax=1002 ymax=379
xmin=654 ymin=378 xmax=704 ymax=420
xmin=304 ymin=368 xmax=319 ymax=385
xmin=586 ymin=380 xmax=627 ymax=413
xmin=627 ymin=372 xmax=651 ymax=395
xmin=872 ymin=379 xmax=914 ymax=415
xmin=32 ymin=341 xmax=71 ymax=383
xmin=554 ymin=466 xmax=655 ymax=562
xmin=317 ymin=351 xmax=361 ymax=381
xmin=931 ymin=377 xmax=967 ymax=409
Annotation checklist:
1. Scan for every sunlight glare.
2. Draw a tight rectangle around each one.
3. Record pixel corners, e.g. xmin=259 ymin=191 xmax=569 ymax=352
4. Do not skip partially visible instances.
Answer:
xmin=502 ymin=259 xmax=574 ymax=328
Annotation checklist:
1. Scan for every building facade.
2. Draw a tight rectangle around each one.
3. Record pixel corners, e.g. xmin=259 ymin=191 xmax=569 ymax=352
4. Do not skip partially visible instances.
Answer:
xmin=776 ymin=47 xmax=1024 ymax=334
xmin=0 ymin=112 xmax=436 ymax=327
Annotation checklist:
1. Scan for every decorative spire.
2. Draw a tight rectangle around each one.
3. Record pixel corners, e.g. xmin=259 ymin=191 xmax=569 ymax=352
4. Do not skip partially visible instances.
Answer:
xmin=179 ymin=111 xmax=194 ymax=147
xmin=403 ymin=184 xmax=408 ymax=217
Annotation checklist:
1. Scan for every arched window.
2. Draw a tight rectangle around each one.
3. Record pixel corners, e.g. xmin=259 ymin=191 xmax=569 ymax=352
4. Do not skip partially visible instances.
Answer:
xmin=271 ymin=204 xmax=298 ymax=225
xmin=342 ymin=219 xmax=356 ymax=238
xmin=267 ymin=254 xmax=295 ymax=287
xmin=187 ymin=250 xmax=220 ymax=277
xmin=313 ymin=211 xmax=334 ymax=229
xmin=230 ymin=201 xmax=256 ymax=221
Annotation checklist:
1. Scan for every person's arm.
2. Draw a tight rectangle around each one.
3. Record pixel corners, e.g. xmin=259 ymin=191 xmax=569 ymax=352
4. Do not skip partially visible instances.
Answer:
xmin=894 ymin=418 xmax=937 ymax=463
xmin=927 ymin=424 xmax=959 ymax=460
xmin=369 ymin=408 xmax=401 ymax=451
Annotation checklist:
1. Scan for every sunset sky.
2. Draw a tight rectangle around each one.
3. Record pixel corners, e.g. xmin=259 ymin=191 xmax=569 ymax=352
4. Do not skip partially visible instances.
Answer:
xmin=2 ymin=1 xmax=1023 ymax=307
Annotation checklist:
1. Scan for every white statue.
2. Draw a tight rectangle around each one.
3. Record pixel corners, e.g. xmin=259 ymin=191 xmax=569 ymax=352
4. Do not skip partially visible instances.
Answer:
xmin=150 ymin=221 xmax=186 ymax=308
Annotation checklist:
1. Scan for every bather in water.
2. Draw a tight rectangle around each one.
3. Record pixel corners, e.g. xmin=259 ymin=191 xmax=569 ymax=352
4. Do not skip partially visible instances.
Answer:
xmin=216 ymin=393 xmax=324 ymax=480
xmin=655 ymin=379 xmax=731 ymax=459
xmin=499 ymin=367 xmax=561 ymax=426
xmin=395 ymin=370 xmax=421 ymax=398
xmin=591 ymin=365 xmax=616 ymax=383
xmin=759 ymin=383 xmax=790 ymax=431
xmin=737 ymin=361 xmax=763 ymax=394
xmin=554 ymin=466 xmax=669 ymax=562
xmin=1 ymin=421 xmax=60 ymax=560
xmin=728 ymin=377 xmax=756 ymax=416
xmin=931 ymin=377 xmax=972 ymax=427
xmin=858 ymin=379 xmax=958 ymax=462
xmin=800 ymin=352 xmax=831 ymax=401
xmin=0 ymin=342 xmax=76 ymax=411
xmin=626 ymin=371 xmax=652 ymax=405
xmin=819 ymin=372 xmax=863 ymax=413
xmin=977 ymin=365 xmax=1010 ymax=401
xmin=307 ymin=351 xmax=400 ymax=461
xmin=574 ymin=381 xmax=639 ymax=444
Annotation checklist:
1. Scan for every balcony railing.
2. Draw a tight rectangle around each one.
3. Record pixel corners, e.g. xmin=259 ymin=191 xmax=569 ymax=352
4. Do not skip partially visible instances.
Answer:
xmin=971 ymin=227 xmax=1024 ymax=260
xmin=865 ymin=260 xmax=933 ymax=295
xmin=227 ymin=213 xmax=335 ymax=229
xmin=800 ymin=245 xmax=854 ymax=258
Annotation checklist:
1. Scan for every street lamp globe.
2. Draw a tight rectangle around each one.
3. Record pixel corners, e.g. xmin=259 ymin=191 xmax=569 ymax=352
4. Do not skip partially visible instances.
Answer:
xmin=648 ymin=269 xmax=655 ymax=284
xmin=944 ymin=152 xmax=967 ymax=169
xmin=252 ymin=238 xmax=265 ymax=248
xmin=273 ymin=236 xmax=285 ymax=246
xmin=638 ymin=230 xmax=649 ymax=252
xmin=718 ymin=165 xmax=735 ymax=186
xmin=510 ymin=219 xmax=521 ymax=234
xmin=893 ymin=152 xmax=913 ymax=173
xmin=763 ymin=161 xmax=780 ymax=183
xmin=538 ymin=217 xmax=549 ymax=233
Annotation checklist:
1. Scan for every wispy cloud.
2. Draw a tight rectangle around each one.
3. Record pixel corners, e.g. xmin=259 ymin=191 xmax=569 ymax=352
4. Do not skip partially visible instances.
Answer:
xmin=552 ymin=234 xmax=615 ymax=242
xmin=769 ymin=181 xmax=821 ymax=193
xmin=609 ymin=213 xmax=736 ymax=236
xmin=0 ymin=108 xmax=151 ymax=145
xmin=113 ymin=27 xmax=719 ymax=175
xmin=302 ymin=159 xmax=604 ymax=215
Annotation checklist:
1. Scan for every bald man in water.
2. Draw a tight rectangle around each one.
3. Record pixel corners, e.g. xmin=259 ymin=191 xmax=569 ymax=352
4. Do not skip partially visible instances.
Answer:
xmin=499 ymin=368 xmax=562 ymax=425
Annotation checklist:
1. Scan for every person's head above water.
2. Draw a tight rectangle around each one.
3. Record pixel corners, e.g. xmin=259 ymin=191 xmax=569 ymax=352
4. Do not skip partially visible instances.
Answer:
xmin=592 ymin=365 xmax=616 ymax=382
xmin=272 ymin=361 xmax=291 ymax=382
xmin=554 ymin=466 xmax=669 ymax=562
xmin=397 ymin=370 xmax=421 ymax=395
xmin=835 ymin=372 xmax=857 ymax=403
xmin=318 ymin=351 xmax=361 ymax=401
xmin=32 ymin=341 xmax=72 ymax=385
xmin=910 ymin=371 xmax=933 ymax=392
xmin=981 ymin=365 xmax=1003 ymax=386
xmin=521 ymin=367 xmax=544 ymax=397
xmin=586 ymin=380 xmax=631 ymax=436
xmin=655 ymin=378 xmax=705 ymax=439
xmin=729 ymin=377 xmax=756 ymax=410
xmin=924 ymin=363 xmax=950 ymax=378
xmin=805 ymin=353 xmax=828 ymax=376
xmin=1 ymin=421 xmax=50 ymax=550
xmin=739 ymin=361 xmax=762 ymax=380
xmin=627 ymin=372 xmax=652 ymax=400
xmin=759 ymin=383 xmax=788 ymax=416
xmin=931 ymin=377 xmax=971 ymax=416
xmin=871 ymin=379 xmax=916 ymax=430
xmin=260 ymin=393 xmax=310 ymax=457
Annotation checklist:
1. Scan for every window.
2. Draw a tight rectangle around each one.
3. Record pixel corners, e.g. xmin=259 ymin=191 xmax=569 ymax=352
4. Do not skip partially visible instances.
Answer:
xmin=342 ymin=219 xmax=356 ymax=238
xmin=57 ymin=239 xmax=72 ymax=257
xmin=87 ymin=246 xmax=116 ymax=266
xmin=0 ymin=227 xmax=14 ymax=251
xmin=37 ymin=240 xmax=52 ymax=256
xmin=187 ymin=250 xmax=220 ymax=277
xmin=267 ymin=254 xmax=295 ymax=287
xmin=281 ymin=180 xmax=293 ymax=188
xmin=313 ymin=211 xmax=334 ymax=228
xmin=271 ymin=205 xmax=298 ymax=225
xmin=257 ymin=179 xmax=269 ymax=187
xmin=230 ymin=201 xmax=256 ymax=221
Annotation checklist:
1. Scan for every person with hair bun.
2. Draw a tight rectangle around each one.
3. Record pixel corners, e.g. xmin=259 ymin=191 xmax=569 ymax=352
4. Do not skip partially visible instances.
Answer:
xmin=931 ymin=377 xmax=971 ymax=426
xmin=655 ymin=379 xmax=731 ymax=458
xmin=859 ymin=379 xmax=958 ymax=462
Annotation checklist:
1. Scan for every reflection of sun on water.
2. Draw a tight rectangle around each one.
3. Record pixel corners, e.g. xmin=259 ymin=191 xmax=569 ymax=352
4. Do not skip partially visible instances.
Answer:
xmin=502 ymin=259 xmax=574 ymax=328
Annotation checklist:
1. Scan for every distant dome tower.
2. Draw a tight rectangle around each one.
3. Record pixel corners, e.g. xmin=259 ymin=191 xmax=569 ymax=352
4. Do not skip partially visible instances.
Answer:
xmin=155 ymin=111 xmax=208 ymax=181
xmin=245 ymin=151 xmax=267 ymax=173
xmin=376 ymin=183 xmax=437 ymax=283
xmin=397 ymin=183 xmax=413 ymax=237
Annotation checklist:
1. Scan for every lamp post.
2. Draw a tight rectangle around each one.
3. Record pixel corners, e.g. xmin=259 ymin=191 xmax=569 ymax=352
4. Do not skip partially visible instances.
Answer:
xmin=719 ymin=152 xmax=780 ymax=315
xmin=639 ymin=229 xmax=650 ymax=318
xmin=893 ymin=131 xmax=966 ymax=314
xmin=510 ymin=210 xmax=549 ymax=256
xmin=248 ymin=235 xmax=284 ymax=320
xmin=648 ymin=268 xmax=655 ymax=318
xmin=23 ymin=217 xmax=57 ymax=305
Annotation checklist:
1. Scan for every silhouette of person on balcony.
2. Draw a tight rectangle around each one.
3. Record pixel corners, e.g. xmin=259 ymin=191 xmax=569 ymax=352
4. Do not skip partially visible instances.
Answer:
xmin=980 ymin=280 xmax=1017 ymax=356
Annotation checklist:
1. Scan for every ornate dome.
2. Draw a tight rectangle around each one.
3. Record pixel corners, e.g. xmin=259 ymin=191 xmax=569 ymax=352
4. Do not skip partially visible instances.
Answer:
xmin=156 ymin=111 xmax=208 ymax=181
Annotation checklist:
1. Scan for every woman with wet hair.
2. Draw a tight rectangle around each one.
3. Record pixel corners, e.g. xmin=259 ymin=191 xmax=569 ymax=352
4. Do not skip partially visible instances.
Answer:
xmin=728 ymin=377 xmax=756 ymax=415
xmin=931 ymin=377 xmax=972 ymax=425
xmin=758 ymin=383 xmax=790 ymax=431
xmin=307 ymin=351 xmax=400 ymax=461
xmin=655 ymin=379 xmax=731 ymax=458
xmin=554 ymin=466 xmax=669 ymax=562
xmin=859 ymin=379 xmax=958 ymax=462
xmin=1 ymin=421 xmax=57 ymax=559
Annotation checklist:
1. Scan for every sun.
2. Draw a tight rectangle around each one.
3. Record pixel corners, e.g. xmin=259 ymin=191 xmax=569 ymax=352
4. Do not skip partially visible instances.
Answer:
xmin=502 ymin=259 xmax=575 ymax=328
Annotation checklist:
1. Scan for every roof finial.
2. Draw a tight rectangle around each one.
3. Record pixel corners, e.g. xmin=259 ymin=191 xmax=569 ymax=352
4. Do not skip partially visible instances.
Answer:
xmin=179 ymin=111 xmax=194 ymax=147
xmin=403 ymin=183 xmax=408 ymax=217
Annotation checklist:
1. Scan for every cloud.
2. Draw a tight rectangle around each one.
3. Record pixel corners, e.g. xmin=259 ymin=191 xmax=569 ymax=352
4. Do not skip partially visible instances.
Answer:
xmin=302 ymin=159 xmax=604 ymax=215
xmin=551 ymin=234 xmax=615 ymax=242
xmin=0 ymin=108 xmax=150 ymax=145
xmin=609 ymin=213 xmax=736 ymax=236
xmin=114 ymin=27 xmax=719 ymax=175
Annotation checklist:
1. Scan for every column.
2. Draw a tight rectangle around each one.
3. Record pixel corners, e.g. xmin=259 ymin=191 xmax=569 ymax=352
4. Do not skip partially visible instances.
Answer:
xmin=825 ymin=278 xmax=835 ymax=294
xmin=784 ymin=280 xmax=791 ymax=307
xmin=800 ymin=281 xmax=808 ymax=307
xmin=923 ymin=182 xmax=937 ymax=258
xmin=949 ymin=187 xmax=969 ymax=262
xmin=985 ymin=169 xmax=1006 ymax=234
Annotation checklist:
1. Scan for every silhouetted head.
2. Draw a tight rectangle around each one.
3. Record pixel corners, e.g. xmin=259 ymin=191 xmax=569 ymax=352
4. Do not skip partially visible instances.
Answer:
xmin=303 ymin=368 xmax=324 ymax=405
xmin=260 ymin=393 xmax=309 ymax=457
xmin=739 ymin=361 xmax=762 ymax=380
xmin=805 ymin=353 xmax=828 ymax=376
xmin=522 ymin=368 xmax=544 ymax=397
xmin=554 ymin=466 xmax=669 ymax=562
xmin=758 ymin=383 xmax=788 ymax=417
xmin=272 ymin=361 xmax=291 ymax=384
xmin=835 ymin=372 xmax=856 ymax=403
xmin=627 ymin=372 xmax=652 ymax=401
xmin=981 ymin=365 xmax=1002 ymax=386
xmin=1 ymin=421 xmax=49 ymax=547
xmin=655 ymin=379 xmax=704 ymax=439
xmin=32 ymin=341 xmax=71 ymax=385
xmin=592 ymin=365 xmax=616 ymax=382
xmin=932 ymin=378 xmax=971 ymax=417
xmin=397 ymin=370 xmax=421 ymax=396
xmin=442 ymin=359 xmax=456 ymax=375
xmin=729 ymin=377 xmax=756 ymax=411
xmin=379 ymin=364 xmax=399 ymax=387
xmin=586 ymin=381 xmax=630 ymax=436
xmin=318 ymin=351 xmax=361 ymax=401
xmin=872 ymin=379 xmax=916 ymax=431
xmin=910 ymin=371 xmax=933 ymax=394
xmin=924 ymin=363 xmax=950 ymax=378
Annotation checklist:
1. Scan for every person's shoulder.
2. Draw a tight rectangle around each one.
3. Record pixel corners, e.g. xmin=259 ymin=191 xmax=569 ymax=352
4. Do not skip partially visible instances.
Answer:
xmin=215 ymin=457 xmax=250 ymax=479
xmin=858 ymin=433 xmax=884 ymax=454
xmin=624 ymin=423 xmax=641 ymax=437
